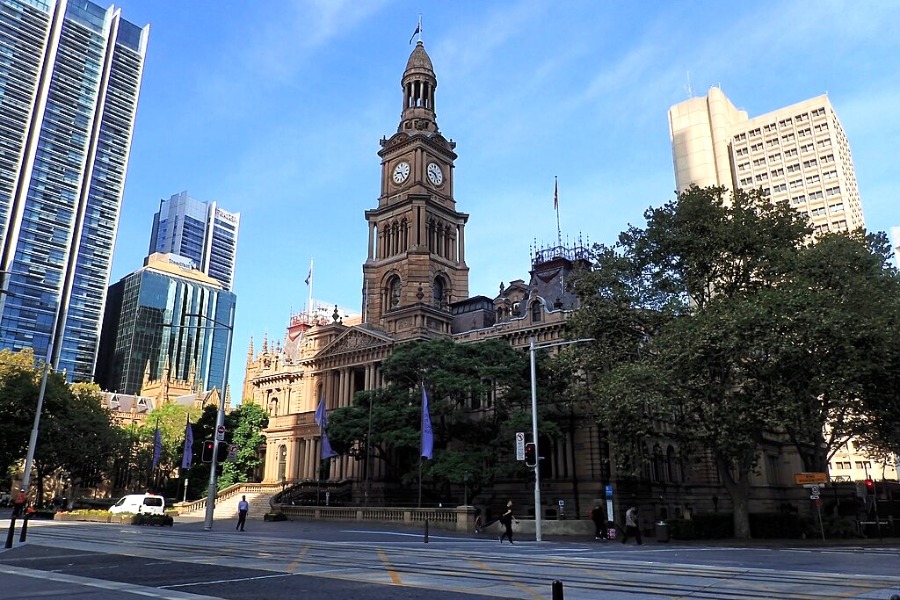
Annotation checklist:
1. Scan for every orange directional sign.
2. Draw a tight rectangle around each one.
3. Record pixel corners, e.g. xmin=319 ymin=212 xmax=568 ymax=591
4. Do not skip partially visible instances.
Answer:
xmin=794 ymin=472 xmax=828 ymax=485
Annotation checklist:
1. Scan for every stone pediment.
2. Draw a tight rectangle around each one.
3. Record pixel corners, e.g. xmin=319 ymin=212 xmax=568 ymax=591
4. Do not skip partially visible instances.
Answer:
xmin=316 ymin=326 xmax=394 ymax=358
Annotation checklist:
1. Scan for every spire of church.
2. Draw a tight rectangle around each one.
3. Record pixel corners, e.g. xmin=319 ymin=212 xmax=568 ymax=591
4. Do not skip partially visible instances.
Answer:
xmin=248 ymin=336 xmax=254 ymax=360
xmin=399 ymin=41 xmax=439 ymax=134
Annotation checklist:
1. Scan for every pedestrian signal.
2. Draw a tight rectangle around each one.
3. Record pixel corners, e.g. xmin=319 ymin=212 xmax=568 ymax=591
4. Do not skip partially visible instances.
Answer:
xmin=865 ymin=478 xmax=875 ymax=496
xmin=216 ymin=441 xmax=229 ymax=463
xmin=524 ymin=442 xmax=537 ymax=468
xmin=201 ymin=440 xmax=216 ymax=463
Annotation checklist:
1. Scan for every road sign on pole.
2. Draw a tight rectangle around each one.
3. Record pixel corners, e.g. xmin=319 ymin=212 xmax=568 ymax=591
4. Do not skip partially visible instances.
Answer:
xmin=216 ymin=425 xmax=225 ymax=441
xmin=794 ymin=472 xmax=828 ymax=485
xmin=515 ymin=432 xmax=525 ymax=461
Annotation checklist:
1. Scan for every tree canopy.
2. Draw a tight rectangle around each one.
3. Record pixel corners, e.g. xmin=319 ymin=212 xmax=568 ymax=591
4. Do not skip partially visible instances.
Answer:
xmin=567 ymin=185 xmax=900 ymax=538
xmin=326 ymin=338 xmax=534 ymax=504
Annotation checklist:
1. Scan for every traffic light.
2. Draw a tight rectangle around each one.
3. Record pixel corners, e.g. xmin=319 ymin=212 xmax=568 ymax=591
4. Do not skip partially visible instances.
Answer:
xmin=201 ymin=440 xmax=215 ymax=463
xmin=524 ymin=442 xmax=537 ymax=468
xmin=217 ymin=441 xmax=229 ymax=463
xmin=865 ymin=478 xmax=875 ymax=496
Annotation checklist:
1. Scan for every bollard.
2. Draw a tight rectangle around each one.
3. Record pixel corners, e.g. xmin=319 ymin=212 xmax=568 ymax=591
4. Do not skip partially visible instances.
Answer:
xmin=424 ymin=519 xmax=429 ymax=543
xmin=551 ymin=579 xmax=564 ymax=599
xmin=5 ymin=517 xmax=15 ymax=549
xmin=19 ymin=513 xmax=29 ymax=542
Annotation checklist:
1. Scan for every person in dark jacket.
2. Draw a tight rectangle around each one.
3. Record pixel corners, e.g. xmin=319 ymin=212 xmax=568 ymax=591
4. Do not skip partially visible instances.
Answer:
xmin=499 ymin=500 xmax=519 ymax=544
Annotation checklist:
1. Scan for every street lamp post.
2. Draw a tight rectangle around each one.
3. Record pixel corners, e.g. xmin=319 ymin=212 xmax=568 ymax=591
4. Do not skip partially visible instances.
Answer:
xmin=185 ymin=308 xmax=234 ymax=531
xmin=364 ymin=394 xmax=374 ymax=506
xmin=529 ymin=335 xmax=594 ymax=542
xmin=1 ymin=271 xmax=64 ymax=546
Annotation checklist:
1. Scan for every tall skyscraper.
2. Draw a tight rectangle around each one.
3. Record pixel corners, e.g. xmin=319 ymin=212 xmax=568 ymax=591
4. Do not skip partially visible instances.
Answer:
xmin=149 ymin=191 xmax=240 ymax=290
xmin=0 ymin=0 xmax=148 ymax=382
xmin=668 ymin=88 xmax=865 ymax=234
xmin=95 ymin=253 xmax=236 ymax=396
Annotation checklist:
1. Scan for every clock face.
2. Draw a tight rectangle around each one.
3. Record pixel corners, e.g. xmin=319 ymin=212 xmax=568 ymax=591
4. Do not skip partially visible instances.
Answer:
xmin=427 ymin=162 xmax=443 ymax=186
xmin=392 ymin=161 xmax=410 ymax=184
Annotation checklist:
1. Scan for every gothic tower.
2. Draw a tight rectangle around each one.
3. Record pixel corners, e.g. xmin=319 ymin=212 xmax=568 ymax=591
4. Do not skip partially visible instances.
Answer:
xmin=362 ymin=41 xmax=469 ymax=339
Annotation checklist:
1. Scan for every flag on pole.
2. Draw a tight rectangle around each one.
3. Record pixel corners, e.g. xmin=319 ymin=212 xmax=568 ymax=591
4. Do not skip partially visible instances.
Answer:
xmin=421 ymin=387 xmax=433 ymax=459
xmin=554 ymin=176 xmax=558 ymax=210
xmin=304 ymin=263 xmax=312 ymax=286
xmin=409 ymin=15 xmax=421 ymax=44
xmin=315 ymin=399 xmax=338 ymax=459
xmin=181 ymin=416 xmax=193 ymax=469
xmin=151 ymin=424 xmax=162 ymax=470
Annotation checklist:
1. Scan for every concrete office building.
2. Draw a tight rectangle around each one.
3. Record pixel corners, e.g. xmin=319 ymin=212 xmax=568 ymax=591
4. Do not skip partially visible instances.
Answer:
xmin=149 ymin=191 xmax=240 ymax=290
xmin=0 ymin=0 xmax=148 ymax=381
xmin=95 ymin=253 xmax=236 ymax=397
xmin=668 ymin=88 xmax=865 ymax=235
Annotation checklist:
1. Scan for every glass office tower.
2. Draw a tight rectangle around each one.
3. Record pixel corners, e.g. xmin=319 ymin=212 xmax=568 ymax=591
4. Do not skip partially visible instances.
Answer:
xmin=149 ymin=191 xmax=240 ymax=290
xmin=95 ymin=253 xmax=236 ymax=396
xmin=0 ymin=0 xmax=148 ymax=381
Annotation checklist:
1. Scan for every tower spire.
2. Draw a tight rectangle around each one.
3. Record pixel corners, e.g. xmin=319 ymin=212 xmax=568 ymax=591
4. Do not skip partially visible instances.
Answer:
xmin=400 ymin=40 xmax=438 ymax=134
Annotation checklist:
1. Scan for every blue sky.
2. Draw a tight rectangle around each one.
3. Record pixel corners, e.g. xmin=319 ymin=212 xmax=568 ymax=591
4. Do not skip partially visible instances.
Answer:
xmin=108 ymin=1 xmax=900 ymax=403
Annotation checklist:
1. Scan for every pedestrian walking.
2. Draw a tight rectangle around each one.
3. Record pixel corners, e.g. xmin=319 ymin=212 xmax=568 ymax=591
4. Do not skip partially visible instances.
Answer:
xmin=236 ymin=495 xmax=249 ymax=531
xmin=11 ymin=489 xmax=26 ymax=518
xmin=591 ymin=503 xmax=608 ymax=540
xmin=499 ymin=500 xmax=519 ymax=544
xmin=621 ymin=505 xmax=643 ymax=545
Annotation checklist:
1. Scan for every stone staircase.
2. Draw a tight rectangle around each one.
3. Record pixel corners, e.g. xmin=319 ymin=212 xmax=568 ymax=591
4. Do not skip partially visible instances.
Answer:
xmin=176 ymin=483 xmax=278 ymax=521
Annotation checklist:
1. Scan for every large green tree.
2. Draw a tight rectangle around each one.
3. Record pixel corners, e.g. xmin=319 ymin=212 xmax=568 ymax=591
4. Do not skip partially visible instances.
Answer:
xmin=0 ymin=351 xmax=118 ymax=503
xmin=218 ymin=402 xmax=268 ymax=488
xmin=569 ymin=185 xmax=812 ymax=538
xmin=326 ymin=338 xmax=533 ymax=505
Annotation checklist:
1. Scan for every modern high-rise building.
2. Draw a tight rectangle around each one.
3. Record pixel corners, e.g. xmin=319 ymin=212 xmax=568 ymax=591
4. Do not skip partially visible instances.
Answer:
xmin=668 ymin=88 xmax=865 ymax=235
xmin=0 ymin=0 xmax=148 ymax=381
xmin=95 ymin=253 xmax=236 ymax=397
xmin=148 ymin=191 xmax=240 ymax=290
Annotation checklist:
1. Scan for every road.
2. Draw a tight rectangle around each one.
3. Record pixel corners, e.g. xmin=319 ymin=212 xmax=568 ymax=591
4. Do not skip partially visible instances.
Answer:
xmin=2 ymin=516 xmax=900 ymax=599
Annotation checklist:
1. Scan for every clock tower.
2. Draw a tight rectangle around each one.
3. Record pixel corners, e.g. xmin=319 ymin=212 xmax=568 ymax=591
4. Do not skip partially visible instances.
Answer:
xmin=362 ymin=41 xmax=469 ymax=339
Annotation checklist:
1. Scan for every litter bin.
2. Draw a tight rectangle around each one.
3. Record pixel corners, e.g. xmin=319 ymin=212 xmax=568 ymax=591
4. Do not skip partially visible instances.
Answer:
xmin=655 ymin=520 xmax=669 ymax=543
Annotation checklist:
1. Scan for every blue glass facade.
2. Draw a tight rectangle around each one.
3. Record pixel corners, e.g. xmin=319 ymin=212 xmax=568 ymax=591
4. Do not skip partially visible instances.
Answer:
xmin=95 ymin=255 xmax=236 ymax=396
xmin=0 ymin=0 xmax=148 ymax=381
xmin=149 ymin=191 xmax=240 ymax=290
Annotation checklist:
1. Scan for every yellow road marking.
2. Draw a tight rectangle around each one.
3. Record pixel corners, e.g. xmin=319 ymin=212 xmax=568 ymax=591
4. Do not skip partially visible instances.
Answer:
xmin=286 ymin=545 xmax=309 ymax=573
xmin=469 ymin=559 xmax=543 ymax=600
xmin=377 ymin=549 xmax=403 ymax=585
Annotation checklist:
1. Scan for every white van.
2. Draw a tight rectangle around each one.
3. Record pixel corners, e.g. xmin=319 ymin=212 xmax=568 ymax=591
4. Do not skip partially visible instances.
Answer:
xmin=108 ymin=493 xmax=165 ymax=515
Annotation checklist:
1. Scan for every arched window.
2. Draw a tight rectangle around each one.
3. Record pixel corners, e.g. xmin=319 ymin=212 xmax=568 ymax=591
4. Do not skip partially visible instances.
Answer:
xmin=433 ymin=277 xmax=445 ymax=308
xmin=653 ymin=444 xmax=665 ymax=483
xmin=531 ymin=301 xmax=542 ymax=322
xmin=269 ymin=396 xmax=279 ymax=417
xmin=666 ymin=445 xmax=678 ymax=483
xmin=388 ymin=275 xmax=401 ymax=310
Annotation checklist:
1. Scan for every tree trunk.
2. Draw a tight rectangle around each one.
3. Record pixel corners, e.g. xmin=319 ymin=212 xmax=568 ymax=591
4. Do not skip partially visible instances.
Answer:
xmin=717 ymin=457 xmax=752 ymax=539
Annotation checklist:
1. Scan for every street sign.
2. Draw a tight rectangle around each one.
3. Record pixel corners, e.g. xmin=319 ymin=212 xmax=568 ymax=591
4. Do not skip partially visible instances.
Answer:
xmin=228 ymin=444 xmax=238 ymax=461
xmin=810 ymin=493 xmax=820 ymax=500
xmin=605 ymin=484 xmax=613 ymax=498
xmin=515 ymin=432 xmax=525 ymax=461
xmin=794 ymin=472 xmax=827 ymax=485
xmin=216 ymin=424 xmax=225 ymax=441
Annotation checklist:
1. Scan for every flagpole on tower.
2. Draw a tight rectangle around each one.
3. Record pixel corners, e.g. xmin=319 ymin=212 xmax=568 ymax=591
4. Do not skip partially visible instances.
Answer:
xmin=305 ymin=257 xmax=314 ymax=318
xmin=409 ymin=14 xmax=422 ymax=45
xmin=554 ymin=176 xmax=561 ymax=247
